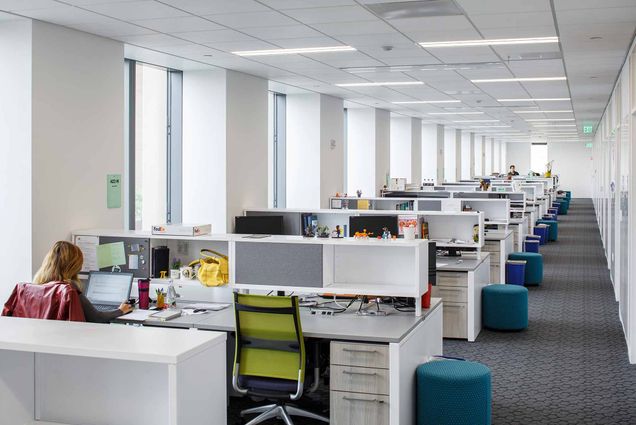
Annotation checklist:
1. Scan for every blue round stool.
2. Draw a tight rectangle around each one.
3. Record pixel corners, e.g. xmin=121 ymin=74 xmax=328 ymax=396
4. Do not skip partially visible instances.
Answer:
xmin=536 ymin=219 xmax=558 ymax=241
xmin=533 ymin=225 xmax=549 ymax=245
xmin=508 ymin=252 xmax=543 ymax=285
xmin=417 ymin=360 xmax=491 ymax=425
xmin=482 ymin=284 xmax=528 ymax=330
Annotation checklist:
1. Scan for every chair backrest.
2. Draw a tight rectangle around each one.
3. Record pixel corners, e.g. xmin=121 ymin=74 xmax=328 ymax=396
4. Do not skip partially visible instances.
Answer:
xmin=2 ymin=282 xmax=86 ymax=322
xmin=232 ymin=293 xmax=305 ymax=397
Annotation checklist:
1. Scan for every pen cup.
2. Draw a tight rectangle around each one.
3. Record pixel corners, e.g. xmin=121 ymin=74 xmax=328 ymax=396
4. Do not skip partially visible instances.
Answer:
xmin=138 ymin=279 xmax=150 ymax=310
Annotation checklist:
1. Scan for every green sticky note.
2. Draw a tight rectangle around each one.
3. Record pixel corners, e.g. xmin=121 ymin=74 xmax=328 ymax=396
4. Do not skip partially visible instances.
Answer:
xmin=96 ymin=242 xmax=126 ymax=269
xmin=107 ymin=174 xmax=121 ymax=209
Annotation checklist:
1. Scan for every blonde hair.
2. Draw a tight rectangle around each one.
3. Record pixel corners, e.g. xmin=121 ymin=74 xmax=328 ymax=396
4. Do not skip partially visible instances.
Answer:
xmin=33 ymin=241 xmax=84 ymax=289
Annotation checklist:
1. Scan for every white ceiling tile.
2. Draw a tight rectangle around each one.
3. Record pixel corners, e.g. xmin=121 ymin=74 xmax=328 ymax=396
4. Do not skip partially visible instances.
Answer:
xmin=266 ymin=36 xmax=341 ymax=48
xmin=283 ymin=5 xmax=377 ymax=24
xmin=479 ymin=26 xmax=556 ymax=38
xmin=173 ymin=29 xmax=256 ymax=43
xmin=204 ymin=10 xmax=298 ymax=28
xmin=260 ymin=0 xmax=355 ymax=8
xmin=557 ymin=6 xmax=636 ymax=25
xmin=455 ymin=0 xmax=550 ymax=15
xmin=156 ymin=0 xmax=269 ymax=14
xmin=118 ymin=32 xmax=192 ymax=47
xmin=311 ymin=20 xmax=395 ymax=36
xmin=18 ymin=5 xmax=109 ymax=25
xmin=555 ymin=0 xmax=636 ymax=10
xmin=390 ymin=15 xmax=474 ymax=32
xmin=59 ymin=0 xmax=143 ymax=4
xmin=240 ymin=24 xmax=324 ymax=40
xmin=380 ymin=56 xmax=441 ymax=65
xmin=204 ymin=39 xmax=278 ymax=52
xmin=471 ymin=12 xmax=554 ymax=29
xmin=73 ymin=19 xmax=156 ymax=36
xmin=83 ymin=1 xmax=189 ymax=20
xmin=133 ymin=15 xmax=223 ymax=33
xmin=0 ymin=0 xmax=60 ymax=10
xmin=406 ymin=28 xmax=482 ymax=43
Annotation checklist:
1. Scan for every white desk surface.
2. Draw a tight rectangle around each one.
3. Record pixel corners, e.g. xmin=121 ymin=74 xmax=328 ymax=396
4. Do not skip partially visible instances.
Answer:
xmin=118 ymin=299 xmax=442 ymax=344
xmin=485 ymin=230 xmax=513 ymax=240
xmin=436 ymin=253 xmax=490 ymax=272
xmin=0 ymin=317 xmax=225 ymax=364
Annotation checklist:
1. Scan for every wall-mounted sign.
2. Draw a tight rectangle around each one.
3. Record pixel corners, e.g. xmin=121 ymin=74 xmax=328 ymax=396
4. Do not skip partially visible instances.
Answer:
xmin=583 ymin=124 xmax=594 ymax=134
xmin=107 ymin=174 xmax=122 ymax=209
xmin=585 ymin=142 xmax=593 ymax=148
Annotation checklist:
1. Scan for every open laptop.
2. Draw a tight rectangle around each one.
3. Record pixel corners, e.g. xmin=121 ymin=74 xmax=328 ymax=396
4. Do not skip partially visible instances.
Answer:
xmin=86 ymin=272 xmax=134 ymax=312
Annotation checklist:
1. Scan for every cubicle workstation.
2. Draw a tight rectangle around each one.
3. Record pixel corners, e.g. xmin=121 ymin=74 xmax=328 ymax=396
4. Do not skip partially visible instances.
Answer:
xmin=483 ymin=231 xmax=514 ymax=283
xmin=72 ymin=229 xmax=444 ymax=425
xmin=0 ymin=317 xmax=227 ymax=425
xmin=434 ymin=254 xmax=491 ymax=341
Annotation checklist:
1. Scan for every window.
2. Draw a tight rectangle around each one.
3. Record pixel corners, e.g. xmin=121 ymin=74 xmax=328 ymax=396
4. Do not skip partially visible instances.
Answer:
xmin=531 ymin=143 xmax=548 ymax=173
xmin=269 ymin=91 xmax=286 ymax=208
xmin=125 ymin=60 xmax=182 ymax=230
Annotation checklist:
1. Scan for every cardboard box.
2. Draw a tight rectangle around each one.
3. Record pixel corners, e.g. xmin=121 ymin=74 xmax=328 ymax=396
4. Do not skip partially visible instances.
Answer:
xmin=151 ymin=223 xmax=212 ymax=236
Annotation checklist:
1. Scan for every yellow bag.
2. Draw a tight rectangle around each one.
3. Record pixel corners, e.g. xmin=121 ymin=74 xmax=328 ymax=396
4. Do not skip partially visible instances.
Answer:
xmin=188 ymin=249 xmax=229 ymax=287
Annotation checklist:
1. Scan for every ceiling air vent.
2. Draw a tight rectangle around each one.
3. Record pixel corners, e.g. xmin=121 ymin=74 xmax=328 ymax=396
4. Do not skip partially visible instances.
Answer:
xmin=364 ymin=0 xmax=463 ymax=19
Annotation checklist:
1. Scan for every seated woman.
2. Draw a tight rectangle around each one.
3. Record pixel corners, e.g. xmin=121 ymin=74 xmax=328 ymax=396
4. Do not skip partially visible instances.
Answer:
xmin=33 ymin=241 xmax=132 ymax=323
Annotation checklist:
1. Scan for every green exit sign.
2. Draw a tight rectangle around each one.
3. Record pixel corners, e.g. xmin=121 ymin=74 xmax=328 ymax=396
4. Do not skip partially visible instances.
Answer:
xmin=583 ymin=125 xmax=594 ymax=134
xmin=586 ymin=142 xmax=593 ymax=148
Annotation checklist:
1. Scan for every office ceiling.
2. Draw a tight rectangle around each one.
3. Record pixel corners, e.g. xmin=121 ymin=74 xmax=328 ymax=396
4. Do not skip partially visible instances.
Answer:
xmin=1 ymin=0 xmax=635 ymax=143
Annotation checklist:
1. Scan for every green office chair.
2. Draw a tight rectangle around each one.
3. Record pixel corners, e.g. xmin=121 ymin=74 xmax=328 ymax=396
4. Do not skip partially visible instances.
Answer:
xmin=232 ymin=293 xmax=329 ymax=425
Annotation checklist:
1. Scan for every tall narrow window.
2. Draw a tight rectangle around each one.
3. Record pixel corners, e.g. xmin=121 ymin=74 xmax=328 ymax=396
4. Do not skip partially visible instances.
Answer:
xmin=125 ymin=60 xmax=182 ymax=230
xmin=270 ymin=92 xmax=286 ymax=208
xmin=531 ymin=143 xmax=548 ymax=173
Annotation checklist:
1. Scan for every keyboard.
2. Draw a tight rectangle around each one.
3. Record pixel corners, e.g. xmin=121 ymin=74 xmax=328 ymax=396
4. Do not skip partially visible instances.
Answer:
xmin=93 ymin=304 xmax=118 ymax=312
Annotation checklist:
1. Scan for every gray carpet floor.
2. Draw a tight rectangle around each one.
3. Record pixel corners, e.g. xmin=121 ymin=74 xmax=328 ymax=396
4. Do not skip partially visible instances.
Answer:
xmin=229 ymin=199 xmax=636 ymax=424
xmin=445 ymin=198 xmax=636 ymax=424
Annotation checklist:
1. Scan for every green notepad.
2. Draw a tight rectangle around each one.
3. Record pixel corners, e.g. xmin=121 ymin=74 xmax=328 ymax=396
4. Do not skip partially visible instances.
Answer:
xmin=96 ymin=242 xmax=126 ymax=269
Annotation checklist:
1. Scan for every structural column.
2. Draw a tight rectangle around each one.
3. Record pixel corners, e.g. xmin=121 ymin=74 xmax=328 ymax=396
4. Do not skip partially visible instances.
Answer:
xmin=455 ymin=129 xmax=462 ymax=182
xmin=469 ymin=133 xmax=475 ymax=178
xmin=436 ymin=124 xmax=445 ymax=183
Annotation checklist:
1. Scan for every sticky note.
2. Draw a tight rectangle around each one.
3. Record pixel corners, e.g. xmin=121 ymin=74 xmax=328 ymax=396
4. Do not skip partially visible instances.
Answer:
xmin=97 ymin=242 xmax=126 ymax=269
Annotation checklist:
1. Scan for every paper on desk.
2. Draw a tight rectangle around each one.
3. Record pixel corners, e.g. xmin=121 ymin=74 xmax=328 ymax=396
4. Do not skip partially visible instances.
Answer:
xmin=76 ymin=235 xmax=98 ymax=272
xmin=122 ymin=310 xmax=154 ymax=322
xmin=96 ymin=242 xmax=126 ymax=269
xmin=181 ymin=303 xmax=231 ymax=311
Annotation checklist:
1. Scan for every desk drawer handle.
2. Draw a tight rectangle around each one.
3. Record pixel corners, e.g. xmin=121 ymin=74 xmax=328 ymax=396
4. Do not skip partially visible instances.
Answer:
xmin=445 ymin=304 xmax=465 ymax=309
xmin=343 ymin=396 xmax=384 ymax=404
xmin=438 ymin=287 xmax=463 ymax=292
xmin=342 ymin=370 xmax=378 ymax=377
xmin=342 ymin=348 xmax=378 ymax=354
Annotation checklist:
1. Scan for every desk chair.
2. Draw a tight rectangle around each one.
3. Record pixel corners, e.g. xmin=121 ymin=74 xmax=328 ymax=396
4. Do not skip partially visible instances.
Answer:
xmin=2 ymin=282 xmax=86 ymax=321
xmin=232 ymin=293 xmax=329 ymax=425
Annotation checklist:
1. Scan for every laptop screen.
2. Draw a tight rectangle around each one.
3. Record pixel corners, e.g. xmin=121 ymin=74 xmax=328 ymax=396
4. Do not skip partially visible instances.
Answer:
xmin=86 ymin=272 xmax=133 ymax=305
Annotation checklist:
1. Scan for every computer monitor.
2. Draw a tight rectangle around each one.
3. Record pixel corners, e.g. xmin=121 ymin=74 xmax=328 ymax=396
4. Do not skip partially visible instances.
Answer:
xmin=349 ymin=215 xmax=399 ymax=238
xmin=235 ymin=215 xmax=284 ymax=235
xmin=86 ymin=272 xmax=133 ymax=306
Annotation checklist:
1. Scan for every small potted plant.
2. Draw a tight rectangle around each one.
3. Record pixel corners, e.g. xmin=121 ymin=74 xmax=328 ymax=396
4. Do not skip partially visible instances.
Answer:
xmin=317 ymin=224 xmax=330 ymax=238
xmin=170 ymin=258 xmax=182 ymax=279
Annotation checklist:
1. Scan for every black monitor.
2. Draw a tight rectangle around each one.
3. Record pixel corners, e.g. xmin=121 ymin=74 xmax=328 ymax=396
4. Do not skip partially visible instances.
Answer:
xmin=349 ymin=215 xmax=399 ymax=238
xmin=235 ymin=216 xmax=284 ymax=235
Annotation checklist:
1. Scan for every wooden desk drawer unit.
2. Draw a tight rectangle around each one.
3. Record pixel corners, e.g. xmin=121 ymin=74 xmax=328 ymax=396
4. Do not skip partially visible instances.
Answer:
xmin=331 ymin=342 xmax=389 ymax=369
xmin=431 ymin=285 xmax=468 ymax=303
xmin=331 ymin=391 xmax=390 ymax=425
xmin=436 ymin=272 xmax=468 ymax=287
xmin=330 ymin=365 xmax=390 ymax=395
xmin=442 ymin=302 xmax=467 ymax=339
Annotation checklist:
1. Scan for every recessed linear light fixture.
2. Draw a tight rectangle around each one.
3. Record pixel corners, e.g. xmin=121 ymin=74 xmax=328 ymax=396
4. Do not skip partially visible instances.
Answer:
xmin=419 ymin=37 xmax=558 ymax=48
xmin=533 ymin=124 xmax=576 ymax=127
xmin=514 ymin=110 xmax=573 ymax=114
xmin=472 ymin=77 xmax=566 ymax=83
xmin=393 ymin=100 xmax=460 ymax=104
xmin=232 ymin=45 xmax=356 ymax=56
xmin=525 ymin=118 xmax=576 ymax=122
xmin=428 ymin=112 xmax=484 ymax=115
xmin=470 ymin=125 xmax=511 ymax=128
xmin=498 ymin=97 xmax=570 ymax=102
xmin=337 ymin=81 xmax=424 ymax=87
xmin=453 ymin=119 xmax=500 ymax=123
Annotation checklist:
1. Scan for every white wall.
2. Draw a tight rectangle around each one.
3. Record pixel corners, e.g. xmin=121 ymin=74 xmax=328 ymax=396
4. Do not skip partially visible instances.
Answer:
xmin=411 ymin=118 xmax=422 ymax=185
xmin=421 ymin=124 xmax=436 ymax=182
xmin=31 ymin=21 xmax=124 ymax=272
xmin=461 ymin=132 xmax=471 ymax=179
xmin=319 ymin=94 xmax=345 ymax=207
xmin=225 ymin=71 xmax=268 ymax=231
xmin=375 ymin=109 xmax=390 ymax=194
xmin=286 ymin=93 xmax=320 ymax=208
xmin=0 ymin=20 xmax=32 ymax=301
xmin=390 ymin=116 xmax=412 ymax=181
xmin=182 ymin=69 xmax=227 ymax=231
xmin=474 ymin=136 xmax=483 ymax=176
xmin=347 ymin=108 xmax=375 ymax=196
xmin=505 ymin=142 xmax=531 ymax=175
xmin=484 ymin=138 xmax=493 ymax=174
xmin=549 ymin=142 xmax=593 ymax=198
xmin=443 ymin=127 xmax=456 ymax=182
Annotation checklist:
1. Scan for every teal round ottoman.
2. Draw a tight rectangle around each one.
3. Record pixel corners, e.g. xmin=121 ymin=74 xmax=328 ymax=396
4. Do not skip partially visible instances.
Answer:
xmin=482 ymin=284 xmax=528 ymax=330
xmin=536 ymin=219 xmax=558 ymax=241
xmin=417 ymin=360 xmax=491 ymax=425
xmin=508 ymin=252 xmax=543 ymax=285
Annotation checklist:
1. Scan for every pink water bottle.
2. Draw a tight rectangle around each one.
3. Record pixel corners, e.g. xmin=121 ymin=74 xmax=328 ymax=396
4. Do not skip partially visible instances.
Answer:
xmin=138 ymin=279 xmax=150 ymax=310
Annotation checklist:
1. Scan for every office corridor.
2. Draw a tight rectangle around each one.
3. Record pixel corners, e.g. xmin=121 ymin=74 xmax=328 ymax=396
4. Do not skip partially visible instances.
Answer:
xmin=445 ymin=199 xmax=636 ymax=424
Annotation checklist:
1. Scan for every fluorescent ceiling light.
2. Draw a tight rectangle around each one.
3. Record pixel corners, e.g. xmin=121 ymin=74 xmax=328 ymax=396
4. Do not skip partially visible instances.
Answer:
xmin=525 ymin=118 xmax=575 ymax=122
xmin=498 ymin=98 xmax=570 ymax=102
xmin=419 ymin=37 xmax=558 ymax=48
xmin=472 ymin=77 xmax=566 ymax=83
xmin=514 ymin=110 xmax=573 ymax=114
xmin=453 ymin=119 xmax=500 ymax=123
xmin=470 ymin=125 xmax=511 ymax=128
xmin=337 ymin=81 xmax=424 ymax=87
xmin=428 ymin=112 xmax=483 ymax=115
xmin=533 ymin=124 xmax=576 ymax=127
xmin=232 ymin=45 xmax=356 ymax=56
xmin=393 ymin=100 xmax=460 ymax=104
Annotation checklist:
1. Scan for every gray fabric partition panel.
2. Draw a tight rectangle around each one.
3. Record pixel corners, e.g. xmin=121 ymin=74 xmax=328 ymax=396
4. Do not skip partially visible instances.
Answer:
xmin=235 ymin=241 xmax=323 ymax=287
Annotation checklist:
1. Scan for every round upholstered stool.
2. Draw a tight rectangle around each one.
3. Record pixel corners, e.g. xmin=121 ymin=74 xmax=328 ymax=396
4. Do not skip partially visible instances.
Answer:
xmin=558 ymin=200 xmax=569 ymax=215
xmin=508 ymin=252 xmax=543 ymax=285
xmin=482 ymin=284 xmax=528 ymax=330
xmin=536 ymin=219 xmax=558 ymax=241
xmin=417 ymin=360 xmax=491 ymax=425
